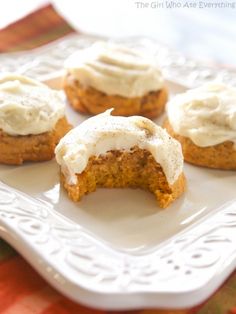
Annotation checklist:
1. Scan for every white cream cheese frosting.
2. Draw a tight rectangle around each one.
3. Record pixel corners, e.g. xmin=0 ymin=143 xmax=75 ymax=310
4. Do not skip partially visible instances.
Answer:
xmin=64 ymin=41 xmax=164 ymax=98
xmin=55 ymin=109 xmax=183 ymax=185
xmin=167 ymin=83 xmax=236 ymax=147
xmin=0 ymin=73 xmax=65 ymax=136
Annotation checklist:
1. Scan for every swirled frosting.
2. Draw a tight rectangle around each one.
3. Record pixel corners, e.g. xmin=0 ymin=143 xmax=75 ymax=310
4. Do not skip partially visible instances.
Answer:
xmin=0 ymin=73 xmax=65 ymax=136
xmin=64 ymin=41 xmax=164 ymax=98
xmin=55 ymin=109 xmax=183 ymax=185
xmin=167 ymin=83 xmax=236 ymax=147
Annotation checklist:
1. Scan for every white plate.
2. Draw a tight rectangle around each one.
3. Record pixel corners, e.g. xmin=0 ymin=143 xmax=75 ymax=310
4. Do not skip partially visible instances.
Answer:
xmin=0 ymin=36 xmax=236 ymax=310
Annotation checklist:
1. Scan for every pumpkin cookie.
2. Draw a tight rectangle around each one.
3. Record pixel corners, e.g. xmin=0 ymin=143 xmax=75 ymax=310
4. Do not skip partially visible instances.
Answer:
xmin=165 ymin=83 xmax=236 ymax=169
xmin=0 ymin=73 xmax=72 ymax=165
xmin=56 ymin=110 xmax=185 ymax=208
xmin=64 ymin=41 xmax=168 ymax=119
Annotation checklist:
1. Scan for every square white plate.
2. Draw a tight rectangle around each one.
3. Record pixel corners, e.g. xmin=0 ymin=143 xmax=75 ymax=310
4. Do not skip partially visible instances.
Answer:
xmin=0 ymin=35 xmax=236 ymax=310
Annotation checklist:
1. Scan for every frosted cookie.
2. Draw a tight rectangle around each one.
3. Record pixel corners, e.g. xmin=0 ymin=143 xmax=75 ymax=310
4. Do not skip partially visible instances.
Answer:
xmin=55 ymin=110 xmax=185 ymax=208
xmin=63 ymin=41 xmax=168 ymax=119
xmin=0 ymin=73 xmax=72 ymax=165
xmin=164 ymin=83 xmax=236 ymax=169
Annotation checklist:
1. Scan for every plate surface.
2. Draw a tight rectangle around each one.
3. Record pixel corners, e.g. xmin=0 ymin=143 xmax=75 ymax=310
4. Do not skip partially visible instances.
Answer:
xmin=0 ymin=36 xmax=236 ymax=310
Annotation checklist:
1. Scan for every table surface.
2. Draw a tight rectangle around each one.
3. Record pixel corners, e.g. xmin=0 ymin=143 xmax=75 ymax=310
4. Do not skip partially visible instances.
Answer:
xmin=1 ymin=0 xmax=236 ymax=66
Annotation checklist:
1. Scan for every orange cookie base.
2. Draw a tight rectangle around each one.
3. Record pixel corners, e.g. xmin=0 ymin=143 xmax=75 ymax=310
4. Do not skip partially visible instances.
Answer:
xmin=63 ymin=73 xmax=168 ymax=119
xmin=61 ymin=146 xmax=186 ymax=209
xmin=164 ymin=119 xmax=236 ymax=170
xmin=0 ymin=117 xmax=72 ymax=165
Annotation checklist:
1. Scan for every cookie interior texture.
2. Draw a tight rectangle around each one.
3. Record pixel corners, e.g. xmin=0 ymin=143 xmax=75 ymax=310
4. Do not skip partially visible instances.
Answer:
xmin=0 ymin=117 xmax=72 ymax=165
xmin=61 ymin=146 xmax=186 ymax=208
xmin=64 ymin=74 xmax=168 ymax=119
xmin=164 ymin=119 xmax=236 ymax=170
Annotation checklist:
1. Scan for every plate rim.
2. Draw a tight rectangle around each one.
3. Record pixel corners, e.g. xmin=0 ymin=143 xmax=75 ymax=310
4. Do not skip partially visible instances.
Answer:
xmin=0 ymin=181 xmax=236 ymax=310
